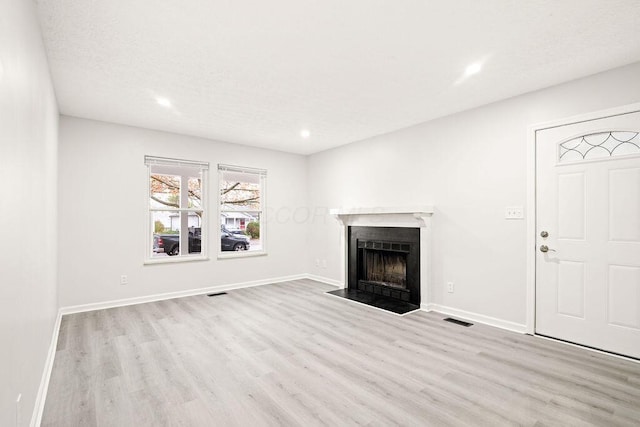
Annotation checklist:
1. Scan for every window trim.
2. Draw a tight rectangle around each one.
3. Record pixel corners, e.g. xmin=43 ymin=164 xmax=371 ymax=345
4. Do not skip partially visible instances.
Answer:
xmin=145 ymin=155 xmax=209 ymax=264
xmin=218 ymin=164 xmax=267 ymax=259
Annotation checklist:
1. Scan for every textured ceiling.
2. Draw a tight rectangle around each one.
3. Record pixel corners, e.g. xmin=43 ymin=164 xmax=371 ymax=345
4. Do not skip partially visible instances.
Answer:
xmin=36 ymin=0 xmax=640 ymax=155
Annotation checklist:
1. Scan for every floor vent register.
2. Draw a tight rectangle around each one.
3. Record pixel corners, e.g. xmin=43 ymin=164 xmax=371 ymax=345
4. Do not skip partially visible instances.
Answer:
xmin=443 ymin=317 xmax=473 ymax=327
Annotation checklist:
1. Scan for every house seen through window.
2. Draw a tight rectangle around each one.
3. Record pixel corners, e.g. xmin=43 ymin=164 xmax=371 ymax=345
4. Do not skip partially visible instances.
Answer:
xmin=219 ymin=164 xmax=266 ymax=255
xmin=146 ymin=156 xmax=208 ymax=261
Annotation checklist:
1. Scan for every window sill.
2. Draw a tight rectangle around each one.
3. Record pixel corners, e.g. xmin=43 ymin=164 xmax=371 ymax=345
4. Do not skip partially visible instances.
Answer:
xmin=218 ymin=251 xmax=267 ymax=260
xmin=144 ymin=256 xmax=209 ymax=265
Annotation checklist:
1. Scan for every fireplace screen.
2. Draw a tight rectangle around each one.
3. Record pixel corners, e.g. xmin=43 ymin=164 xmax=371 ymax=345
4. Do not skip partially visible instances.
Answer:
xmin=349 ymin=227 xmax=420 ymax=305
xmin=363 ymin=250 xmax=407 ymax=289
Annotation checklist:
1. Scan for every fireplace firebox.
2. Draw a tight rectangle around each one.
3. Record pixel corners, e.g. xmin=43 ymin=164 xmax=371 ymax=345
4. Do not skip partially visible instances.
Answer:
xmin=348 ymin=226 xmax=420 ymax=306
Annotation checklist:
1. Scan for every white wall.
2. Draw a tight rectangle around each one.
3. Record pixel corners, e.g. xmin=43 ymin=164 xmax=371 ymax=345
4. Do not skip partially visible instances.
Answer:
xmin=0 ymin=0 xmax=59 ymax=425
xmin=58 ymin=116 xmax=309 ymax=307
xmin=307 ymin=62 xmax=640 ymax=327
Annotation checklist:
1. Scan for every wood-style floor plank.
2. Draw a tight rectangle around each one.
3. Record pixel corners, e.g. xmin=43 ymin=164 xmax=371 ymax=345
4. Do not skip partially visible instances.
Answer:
xmin=42 ymin=279 xmax=640 ymax=426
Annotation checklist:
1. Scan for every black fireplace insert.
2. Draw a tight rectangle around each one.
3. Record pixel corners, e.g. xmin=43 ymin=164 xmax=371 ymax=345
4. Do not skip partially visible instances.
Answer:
xmin=348 ymin=226 xmax=420 ymax=306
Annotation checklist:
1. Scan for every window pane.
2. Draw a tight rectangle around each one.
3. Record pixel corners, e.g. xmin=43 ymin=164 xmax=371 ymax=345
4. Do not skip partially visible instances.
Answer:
xmin=188 ymin=226 xmax=202 ymax=254
xmin=188 ymin=176 xmax=202 ymax=209
xmin=219 ymin=167 xmax=265 ymax=255
xmin=150 ymin=174 xmax=180 ymax=209
xmin=220 ymin=178 xmax=260 ymax=211
xmin=246 ymin=217 xmax=262 ymax=252
xmin=151 ymin=211 xmax=180 ymax=257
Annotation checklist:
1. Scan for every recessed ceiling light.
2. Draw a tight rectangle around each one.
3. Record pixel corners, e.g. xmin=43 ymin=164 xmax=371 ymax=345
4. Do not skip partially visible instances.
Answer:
xmin=156 ymin=96 xmax=172 ymax=108
xmin=300 ymin=129 xmax=311 ymax=138
xmin=464 ymin=62 xmax=482 ymax=77
xmin=454 ymin=58 xmax=488 ymax=86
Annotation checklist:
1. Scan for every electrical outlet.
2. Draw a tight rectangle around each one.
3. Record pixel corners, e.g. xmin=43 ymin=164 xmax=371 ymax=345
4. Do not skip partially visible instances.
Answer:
xmin=447 ymin=282 xmax=454 ymax=293
xmin=505 ymin=206 xmax=524 ymax=219
xmin=321 ymin=259 xmax=327 ymax=269
xmin=315 ymin=258 xmax=320 ymax=267
xmin=120 ymin=275 xmax=128 ymax=285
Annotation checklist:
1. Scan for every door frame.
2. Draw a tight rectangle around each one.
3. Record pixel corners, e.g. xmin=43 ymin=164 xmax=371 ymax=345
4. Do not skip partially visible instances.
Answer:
xmin=525 ymin=102 xmax=640 ymax=335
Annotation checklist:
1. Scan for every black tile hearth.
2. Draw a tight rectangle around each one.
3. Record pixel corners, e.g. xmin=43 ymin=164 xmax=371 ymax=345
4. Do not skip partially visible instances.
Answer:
xmin=327 ymin=288 xmax=420 ymax=315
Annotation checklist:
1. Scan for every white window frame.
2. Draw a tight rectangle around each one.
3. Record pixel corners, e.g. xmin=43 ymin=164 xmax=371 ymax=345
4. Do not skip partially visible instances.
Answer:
xmin=145 ymin=156 xmax=209 ymax=264
xmin=218 ymin=164 xmax=267 ymax=259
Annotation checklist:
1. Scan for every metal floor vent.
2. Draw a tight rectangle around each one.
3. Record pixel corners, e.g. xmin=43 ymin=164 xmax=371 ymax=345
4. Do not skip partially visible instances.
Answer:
xmin=444 ymin=317 xmax=473 ymax=327
xmin=207 ymin=292 xmax=228 ymax=297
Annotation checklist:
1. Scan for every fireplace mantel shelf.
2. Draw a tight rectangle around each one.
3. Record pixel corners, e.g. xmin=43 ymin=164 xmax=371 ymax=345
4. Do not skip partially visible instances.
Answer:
xmin=329 ymin=206 xmax=434 ymax=216
xmin=330 ymin=206 xmax=434 ymax=227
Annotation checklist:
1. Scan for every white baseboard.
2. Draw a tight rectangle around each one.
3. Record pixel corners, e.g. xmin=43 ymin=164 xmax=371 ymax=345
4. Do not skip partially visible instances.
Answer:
xmin=423 ymin=303 xmax=527 ymax=334
xmin=304 ymin=274 xmax=344 ymax=288
xmin=58 ymin=274 xmax=341 ymax=317
xmin=60 ymin=274 xmax=309 ymax=315
xmin=30 ymin=309 xmax=62 ymax=427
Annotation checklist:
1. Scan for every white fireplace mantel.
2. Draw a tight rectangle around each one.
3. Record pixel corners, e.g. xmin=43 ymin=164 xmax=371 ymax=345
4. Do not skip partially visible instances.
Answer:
xmin=330 ymin=206 xmax=434 ymax=312
xmin=330 ymin=205 xmax=434 ymax=228
xmin=330 ymin=206 xmax=434 ymax=216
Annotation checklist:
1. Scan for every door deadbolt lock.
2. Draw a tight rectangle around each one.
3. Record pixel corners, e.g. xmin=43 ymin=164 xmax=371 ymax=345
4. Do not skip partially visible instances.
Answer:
xmin=540 ymin=245 xmax=556 ymax=253
xmin=540 ymin=231 xmax=549 ymax=238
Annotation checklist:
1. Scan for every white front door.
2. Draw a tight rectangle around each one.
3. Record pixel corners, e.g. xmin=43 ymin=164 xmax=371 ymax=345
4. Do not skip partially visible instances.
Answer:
xmin=535 ymin=110 xmax=640 ymax=359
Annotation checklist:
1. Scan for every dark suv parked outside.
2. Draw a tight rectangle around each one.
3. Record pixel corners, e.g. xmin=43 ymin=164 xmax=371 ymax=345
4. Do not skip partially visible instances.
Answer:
xmin=221 ymin=225 xmax=250 ymax=251
xmin=153 ymin=226 xmax=250 ymax=255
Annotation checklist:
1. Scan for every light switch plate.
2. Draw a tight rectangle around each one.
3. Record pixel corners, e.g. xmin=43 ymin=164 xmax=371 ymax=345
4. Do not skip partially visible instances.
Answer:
xmin=505 ymin=206 xmax=524 ymax=219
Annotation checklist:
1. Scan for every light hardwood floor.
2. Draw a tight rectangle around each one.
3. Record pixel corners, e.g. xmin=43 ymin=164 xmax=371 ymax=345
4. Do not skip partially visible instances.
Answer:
xmin=42 ymin=279 xmax=640 ymax=426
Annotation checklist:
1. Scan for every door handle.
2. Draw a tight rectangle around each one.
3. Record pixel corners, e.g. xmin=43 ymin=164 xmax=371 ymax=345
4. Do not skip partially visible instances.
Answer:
xmin=540 ymin=245 xmax=556 ymax=253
